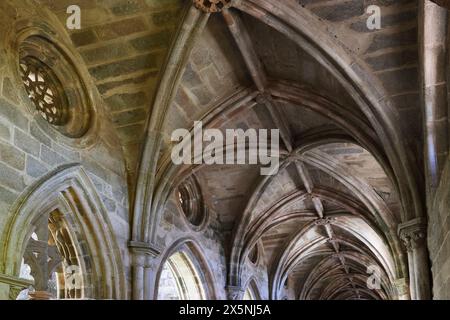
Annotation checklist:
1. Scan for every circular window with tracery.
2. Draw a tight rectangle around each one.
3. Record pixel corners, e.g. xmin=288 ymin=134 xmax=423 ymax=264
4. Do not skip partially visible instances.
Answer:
xmin=177 ymin=175 xmax=208 ymax=229
xmin=18 ymin=35 xmax=93 ymax=140
xmin=19 ymin=56 xmax=68 ymax=126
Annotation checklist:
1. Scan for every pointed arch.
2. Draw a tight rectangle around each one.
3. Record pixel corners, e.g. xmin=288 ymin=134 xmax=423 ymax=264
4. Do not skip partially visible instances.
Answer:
xmin=0 ymin=164 xmax=127 ymax=299
xmin=154 ymin=238 xmax=218 ymax=300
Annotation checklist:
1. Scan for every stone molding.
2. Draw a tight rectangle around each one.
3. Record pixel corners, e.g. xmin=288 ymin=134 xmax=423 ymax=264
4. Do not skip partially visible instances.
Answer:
xmin=129 ymin=241 xmax=162 ymax=267
xmin=226 ymin=285 xmax=244 ymax=300
xmin=193 ymin=0 xmax=233 ymax=13
xmin=0 ymin=273 xmax=34 ymax=300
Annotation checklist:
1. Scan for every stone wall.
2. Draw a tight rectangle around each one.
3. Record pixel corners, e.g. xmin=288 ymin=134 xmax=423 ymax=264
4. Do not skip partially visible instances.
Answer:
xmin=0 ymin=1 xmax=131 ymax=299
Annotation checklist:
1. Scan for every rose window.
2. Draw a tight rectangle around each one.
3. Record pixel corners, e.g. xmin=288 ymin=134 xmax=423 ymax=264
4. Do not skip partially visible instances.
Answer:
xmin=19 ymin=57 xmax=68 ymax=126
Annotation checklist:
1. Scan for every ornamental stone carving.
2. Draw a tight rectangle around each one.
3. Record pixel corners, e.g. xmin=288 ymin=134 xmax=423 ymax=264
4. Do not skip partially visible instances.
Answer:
xmin=193 ymin=0 xmax=233 ymax=13
xmin=398 ymin=218 xmax=427 ymax=251
xmin=314 ymin=217 xmax=336 ymax=226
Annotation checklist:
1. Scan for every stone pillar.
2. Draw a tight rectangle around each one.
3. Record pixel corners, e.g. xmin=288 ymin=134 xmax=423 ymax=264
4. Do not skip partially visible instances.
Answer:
xmin=131 ymin=254 xmax=145 ymax=300
xmin=398 ymin=218 xmax=431 ymax=300
xmin=393 ymin=278 xmax=410 ymax=300
xmin=226 ymin=285 xmax=244 ymax=300
xmin=129 ymin=241 xmax=161 ymax=300
xmin=420 ymin=0 xmax=449 ymax=203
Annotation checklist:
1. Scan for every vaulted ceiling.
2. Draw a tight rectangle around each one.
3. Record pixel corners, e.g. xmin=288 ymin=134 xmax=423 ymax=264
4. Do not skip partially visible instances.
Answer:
xmin=34 ymin=0 xmax=423 ymax=300
xmin=152 ymin=0 xmax=419 ymax=300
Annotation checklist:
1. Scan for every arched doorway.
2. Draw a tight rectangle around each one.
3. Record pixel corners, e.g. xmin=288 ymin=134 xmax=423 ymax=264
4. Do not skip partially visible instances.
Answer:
xmin=157 ymin=251 xmax=206 ymax=300
xmin=155 ymin=240 xmax=216 ymax=300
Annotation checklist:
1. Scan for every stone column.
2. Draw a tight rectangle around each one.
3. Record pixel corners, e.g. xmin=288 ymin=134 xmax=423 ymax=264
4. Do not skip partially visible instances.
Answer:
xmin=393 ymin=278 xmax=410 ymax=300
xmin=131 ymin=253 xmax=145 ymax=300
xmin=420 ymin=0 xmax=449 ymax=204
xmin=129 ymin=241 xmax=161 ymax=300
xmin=398 ymin=218 xmax=431 ymax=300
xmin=226 ymin=285 xmax=244 ymax=300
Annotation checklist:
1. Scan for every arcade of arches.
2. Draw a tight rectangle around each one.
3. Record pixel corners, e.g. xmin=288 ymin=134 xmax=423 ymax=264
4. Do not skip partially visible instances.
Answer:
xmin=1 ymin=0 xmax=450 ymax=300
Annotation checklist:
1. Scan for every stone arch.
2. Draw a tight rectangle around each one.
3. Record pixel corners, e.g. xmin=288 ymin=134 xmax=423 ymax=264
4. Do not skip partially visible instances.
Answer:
xmin=154 ymin=238 xmax=217 ymax=300
xmin=0 ymin=164 xmax=127 ymax=299
xmin=234 ymin=0 xmax=423 ymax=223
xmin=242 ymin=276 xmax=262 ymax=300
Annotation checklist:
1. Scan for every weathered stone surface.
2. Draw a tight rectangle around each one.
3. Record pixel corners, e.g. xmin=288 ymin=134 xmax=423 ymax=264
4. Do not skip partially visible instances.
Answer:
xmin=26 ymin=156 xmax=47 ymax=178
xmin=89 ymin=53 xmax=158 ymax=80
xmin=377 ymin=66 xmax=418 ymax=94
xmin=0 ymin=121 xmax=10 ymax=141
xmin=310 ymin=0 xmax=365 ymax=22
xmin=14 ymin=129 xmax=39 ymax=157
xmin=81 ymin=43 xmax=131 ymax=64
xmin=105 ymin=92 xmax=148 ymax=112
xmin=0 ymin=98 xmax=28 ymax=131
xmin=112 ymin=108 xmax=147 ymax=127
xmin=0 ymin=162 xmax=25 ymax=192
xmin=0 ymin=185 xmax=17 ymax=204
xmin=30 ymin=123 xmax=52 ymax=148
xmin=366 ymin=49 xmax=417 ymax=71
xmin=40 ymin=144 xmax=66 ymax=167
xmin=367 ymin=28 xmax=417 ymax=53
xmin=0 ymin=141 xmax=25 ymax=171
xmin=130 ymin=32 xmax=171 ymax=52
xmin=95 ymin=17 xmax=147 ymax=41
xmin=71 ymin=29 xmax=98 ymax=47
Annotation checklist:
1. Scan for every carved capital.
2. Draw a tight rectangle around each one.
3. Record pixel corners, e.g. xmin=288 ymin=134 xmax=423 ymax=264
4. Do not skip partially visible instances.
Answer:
xmin=129 ymin=241 xmax=162 ymax=267
xmin=398 ymin=218 xmax=427 ymax=251
xmin=193 ymin=0 xmax=233 ymax=13
xmin=226 ymin=285 xmax=244 ymax=300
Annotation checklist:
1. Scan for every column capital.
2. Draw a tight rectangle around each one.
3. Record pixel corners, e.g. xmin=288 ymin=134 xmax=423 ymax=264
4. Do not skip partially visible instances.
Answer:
xmin=398 ymin=218 xmax=427 ymax=251
xmin=226 ymin=285 xmax=244 ymax=300
xmin=193 ymin=0 xmax=234 ymax=13
xmin=129 ymin=241 xmax=162 ymax=266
